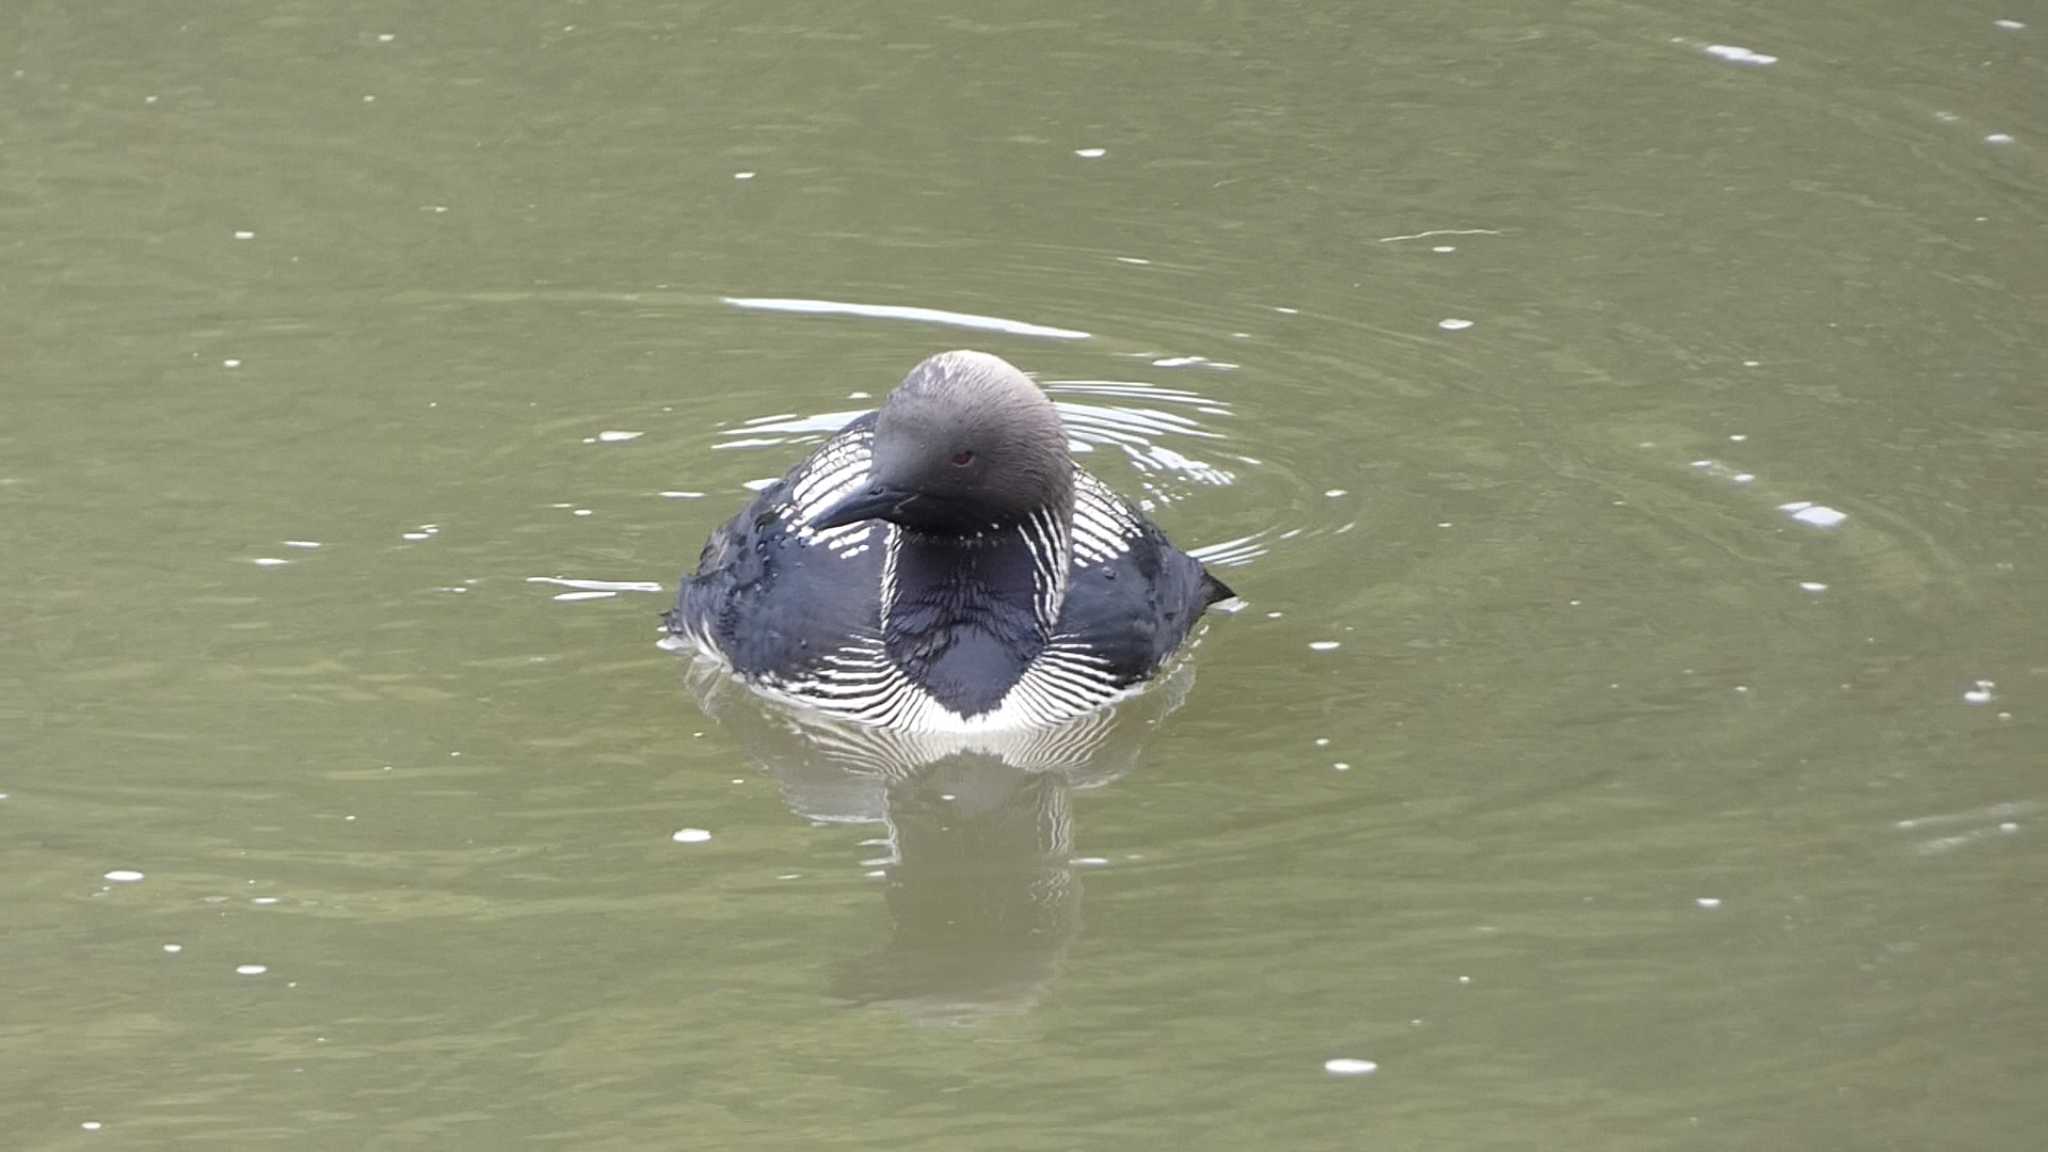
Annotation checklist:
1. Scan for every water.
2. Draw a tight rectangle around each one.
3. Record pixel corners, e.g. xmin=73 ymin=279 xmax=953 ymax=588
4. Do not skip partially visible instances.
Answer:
xmin=5 ymin=2 xmax=2043 ymax=1147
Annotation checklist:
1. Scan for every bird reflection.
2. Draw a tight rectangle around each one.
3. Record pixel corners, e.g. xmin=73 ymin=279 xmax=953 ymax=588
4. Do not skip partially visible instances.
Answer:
xmin=684 ymin=657 xmax=1193 ymax=1023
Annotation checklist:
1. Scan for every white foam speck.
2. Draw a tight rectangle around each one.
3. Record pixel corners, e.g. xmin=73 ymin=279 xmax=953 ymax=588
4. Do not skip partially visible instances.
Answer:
xmin=596 ymin=430 xmax=642 ymax=443
xmin=734 ymin=171 xmax=756 ymax=180
xmin=1073 ymin=856 xmax=1110 ymax=867
xmin=572 ymin=508 xmax=593 ymax=517
xmin=1963 ymin=680 xmax=1996 ymax=705
xmin=82 ymin=1122 xmax=103 ymax=1131
xmin=672 ymin=828 xmax=712 ymax=843
xmin=552 ymin=590 xmax=616 ymax=602
xmin=163 ymin=943 xmax=182 ymax=953
xmin=1272 ymin=306 xmax=1300 ymax=315
xmin=742 ymin=478 xmax=779 ymax=491
xmin=1703 ymin=43 xmax=1778 ymax=65
xmin=1799 ymin=581 xmax=1828 ymax=592
xmin=105 ymin=870 xmax=145 ymax=883
xmin=659 ymin=490 xmax=704 ymax=499
xmin=1780 ymin=502 xmax=1847 ymax=528
xmin=1309 ymin=641 xmax=1341 ymax=652
xmin=236 ymin=964 xmax=268 ymax=976
xmin=252 ymin=896 xmax=280 ymax=905
xmin=1333 ymin=762 xmax=1351 ymax=772
xmin=1696 ymin=897 xmax=1722 ymax=909
xmin=223 ymin=358 xmax=242 ymax=368
xmin=1325 ymin=489 xmax=1348 ymax=498
xmin=1074 ymin=147 xmax=1106 ymax=158
xmin=283 ymin=540 xmax=321 ymax=549
xmin=1116 ymin=256 xmax=1151 ymax=265
xmin=402 ymin=532 xmax=430 ymax=541
xmin=252 ymin=557 xmax=290 ymax=567
xmin=1432 ymin=245 xmax=1455 ymax=253
xmin=847 ymin=391 xmax=871 ymax=400
xmin=1438 ymin=317 xmax=1474 ymax=331
xmin=1458 ymin=975 xmax=1471 ymax=984
xmin=377 ymin=32 xmax=396 ymax=42
xmin=233 ymin=230 xmax=256 ymax=240
xmin=1728 ymin=434 xmax=1747 ymax=442
xmin=1325 ymin=1058 xmax=1378 ymax=1076
xmin=1984 ymin=133 xmax=2015 ymax=146
xmin=1994 ymin=19 xmax=2026 ymax=31
xmin=1732 ymin=473 xmax=1755 ymax=484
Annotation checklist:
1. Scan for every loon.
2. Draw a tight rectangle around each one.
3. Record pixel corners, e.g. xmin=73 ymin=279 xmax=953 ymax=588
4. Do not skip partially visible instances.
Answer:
xmin=666 ymin=350 xmax=1234 ymax=732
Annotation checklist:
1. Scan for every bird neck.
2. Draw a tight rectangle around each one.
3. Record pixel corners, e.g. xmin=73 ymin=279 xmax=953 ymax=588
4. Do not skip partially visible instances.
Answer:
xmin=880 ymin=505 xmax=1072 ymax=717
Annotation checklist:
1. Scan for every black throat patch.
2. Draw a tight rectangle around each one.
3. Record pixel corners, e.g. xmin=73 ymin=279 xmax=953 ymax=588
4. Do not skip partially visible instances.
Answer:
xmin=883 ymin=530 xmax=1049 ymax=718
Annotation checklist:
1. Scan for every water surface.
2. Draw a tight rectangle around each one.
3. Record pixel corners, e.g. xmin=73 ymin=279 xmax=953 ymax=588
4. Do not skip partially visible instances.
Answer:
xmin=5 ymin=2 xmax=2044 ymax=1148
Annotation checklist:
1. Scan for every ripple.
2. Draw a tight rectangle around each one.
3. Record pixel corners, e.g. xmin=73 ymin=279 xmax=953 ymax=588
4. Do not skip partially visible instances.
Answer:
xmin=526 ymin=576 xmax=665 ymax=593
xmin=722 ymin=296 xmax=1089 ymax=340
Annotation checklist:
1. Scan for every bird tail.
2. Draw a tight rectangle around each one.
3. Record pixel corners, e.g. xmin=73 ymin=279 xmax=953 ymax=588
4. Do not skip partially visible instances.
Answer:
xmin=1200 ymin=569 xmax=1236 ymax=606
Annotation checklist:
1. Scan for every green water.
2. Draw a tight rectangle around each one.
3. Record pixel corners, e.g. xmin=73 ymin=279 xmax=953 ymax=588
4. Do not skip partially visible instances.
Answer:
xmin=5 ymin=2 xmax=2044 ymax=1148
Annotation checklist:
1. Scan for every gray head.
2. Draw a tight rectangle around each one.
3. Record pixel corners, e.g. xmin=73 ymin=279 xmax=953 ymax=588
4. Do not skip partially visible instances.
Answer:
xmin=811 ymin=350 xmax=1074 ymax=536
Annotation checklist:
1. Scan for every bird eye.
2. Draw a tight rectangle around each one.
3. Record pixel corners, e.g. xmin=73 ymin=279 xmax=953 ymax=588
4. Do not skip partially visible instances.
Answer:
xmin=949 ymin=449 xmax=975 ymax=467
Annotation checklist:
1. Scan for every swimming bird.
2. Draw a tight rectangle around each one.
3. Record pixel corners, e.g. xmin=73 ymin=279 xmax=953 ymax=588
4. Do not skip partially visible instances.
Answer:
xmin=667 ymin=350 xmax=1234 ymax=731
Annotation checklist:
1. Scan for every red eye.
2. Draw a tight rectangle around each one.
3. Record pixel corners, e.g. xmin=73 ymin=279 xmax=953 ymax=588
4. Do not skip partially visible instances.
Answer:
xmin=950 ymin=450 xmax=975 ymax=467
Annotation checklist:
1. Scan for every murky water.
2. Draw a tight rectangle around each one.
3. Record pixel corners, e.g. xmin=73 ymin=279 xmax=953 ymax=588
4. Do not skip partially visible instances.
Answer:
xmin=6 ymin=2 xmax=2044 ymax=1148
